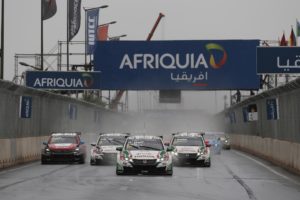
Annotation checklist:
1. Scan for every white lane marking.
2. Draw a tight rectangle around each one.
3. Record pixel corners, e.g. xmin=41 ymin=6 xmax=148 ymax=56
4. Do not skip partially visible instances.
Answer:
xmin=234 ymin=150 xmax=300 ymax=186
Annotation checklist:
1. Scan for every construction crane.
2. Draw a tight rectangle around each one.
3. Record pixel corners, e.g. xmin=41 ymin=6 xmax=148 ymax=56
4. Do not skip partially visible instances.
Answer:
xmin=109 ymin=13 xmax=165 ymax=110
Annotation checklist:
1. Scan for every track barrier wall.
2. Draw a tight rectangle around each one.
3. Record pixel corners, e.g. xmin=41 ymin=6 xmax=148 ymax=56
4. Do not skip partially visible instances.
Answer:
xmin=221 ymin=78 xmax=300 ymax=174
xmin=0 ymin=80 xmax=124 ymax=169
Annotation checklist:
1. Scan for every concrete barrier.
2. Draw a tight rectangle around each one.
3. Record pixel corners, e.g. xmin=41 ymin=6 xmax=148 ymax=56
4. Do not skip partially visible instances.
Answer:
xmin=0 ymin=80 xmax=124 ymax=169
xmin=230 ymin=134 xmax=300 ymax=175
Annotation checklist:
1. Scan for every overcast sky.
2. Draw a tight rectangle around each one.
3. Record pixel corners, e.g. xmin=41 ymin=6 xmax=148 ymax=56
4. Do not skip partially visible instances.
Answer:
xmin=1 ymin=0 xmax=300 ymax=112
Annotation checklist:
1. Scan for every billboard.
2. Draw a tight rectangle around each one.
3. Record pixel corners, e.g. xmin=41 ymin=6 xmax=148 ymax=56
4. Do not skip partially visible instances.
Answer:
xmin=94 ymin=40 xmax=260 ymax=90
xmin=25 ymin=71 xmax=101 ymax=90
xmin=257 ymin=47 xmax=300 ymax=74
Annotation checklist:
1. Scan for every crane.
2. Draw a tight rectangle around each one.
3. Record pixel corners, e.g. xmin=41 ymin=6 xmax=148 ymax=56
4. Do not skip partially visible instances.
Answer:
xmin=109 ymin=13 xmax=165 ymax=110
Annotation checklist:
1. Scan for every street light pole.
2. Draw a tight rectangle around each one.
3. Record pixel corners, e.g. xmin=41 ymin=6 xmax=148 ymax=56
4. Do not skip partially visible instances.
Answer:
xmin=1 ymin=0 xmax=4 ymax=79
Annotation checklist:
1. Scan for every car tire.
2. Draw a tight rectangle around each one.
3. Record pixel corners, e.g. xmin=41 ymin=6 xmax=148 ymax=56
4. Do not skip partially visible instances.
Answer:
xmin=79 ymin=156 xmax=85 ymax=164
xmin=116 ymin=169 xmax=125 ymax=175
xmin=90 ymin=159 xmax=95 ymax=165
xmin=205 ymin=159 xmax=211 ymax=167
xmin=166 ymin=169 xmax=173 ymax=176
xmin=41 ymin=159 xmax=47 ymax=165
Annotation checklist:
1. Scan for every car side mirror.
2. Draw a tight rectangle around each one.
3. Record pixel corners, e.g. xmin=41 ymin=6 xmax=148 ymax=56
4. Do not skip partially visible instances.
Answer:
xmin=167 ymin=146 xmax=174 ymax=152
xmin=42 ymin=142 xmax=47 ymax=145
xmin=116 ymin=147 xmax=123 ymax=151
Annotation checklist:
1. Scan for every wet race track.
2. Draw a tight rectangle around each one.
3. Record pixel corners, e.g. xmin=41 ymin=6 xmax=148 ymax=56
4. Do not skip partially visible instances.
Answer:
xmin=1 ymin=135 xmax=300 ymax=200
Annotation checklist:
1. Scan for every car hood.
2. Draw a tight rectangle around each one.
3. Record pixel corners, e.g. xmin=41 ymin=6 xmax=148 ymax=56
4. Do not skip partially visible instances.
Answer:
xmin=48 ymin=143 xmax=77 ymax=150
xmin=129 ymin=150 xmax=159 ymax=159
xmin=175 ymin=146 xmax=199 ymax=153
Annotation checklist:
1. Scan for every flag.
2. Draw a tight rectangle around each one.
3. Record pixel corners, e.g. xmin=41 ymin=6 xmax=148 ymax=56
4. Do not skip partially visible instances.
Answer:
xmin=297 ymin=19 xmax=300 ymax=37
xmin=289 ymin=27 xmax=297 ymax=46
xmin=85 ymin=8 xmax=99 ymax=54
xmin=68 ymin=0 xmax=82 ymax=41
xmin=42 ymin=0 xmax=57 ymax=20
xmin=97 ymin=24 xmax=109 ymax=41
xmin=280 ymin=33 xmax=287 ymax=46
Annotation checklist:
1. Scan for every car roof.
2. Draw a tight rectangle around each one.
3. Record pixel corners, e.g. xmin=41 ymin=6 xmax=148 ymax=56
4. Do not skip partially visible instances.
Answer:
xmin=100 ymin=133 xmax=130 ymax=137
xmin=173 ymin=132 xmax=204 ymax=137
xmin=51 ymin=133 xmax=79 ymax=137
xmin=127 ymin=135 xmax=162 ymax=140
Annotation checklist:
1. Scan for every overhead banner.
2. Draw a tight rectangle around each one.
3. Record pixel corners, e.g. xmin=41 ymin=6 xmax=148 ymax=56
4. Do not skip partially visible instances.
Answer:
xmin=25 ymin=71 xmax=101 ymax=90
xmin=257 ymin=47 xmax=300 ymax=74
xmin=94 ymin=40 xmax=260 ymax=90
xmin=86 ymin=8 xmax=99 ymax=54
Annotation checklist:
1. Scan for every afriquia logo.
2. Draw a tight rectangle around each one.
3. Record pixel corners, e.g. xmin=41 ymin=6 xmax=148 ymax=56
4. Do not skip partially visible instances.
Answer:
xmin=205 ymin=43 xmax=228 ymax=69
xmin=82 ymin=73 xmax=94 ymax=88
xmin=119 ymin=43 xmax=227 ymax=70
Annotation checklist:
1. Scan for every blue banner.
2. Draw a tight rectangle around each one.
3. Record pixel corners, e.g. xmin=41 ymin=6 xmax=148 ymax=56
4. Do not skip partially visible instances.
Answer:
xmin=266 ymin=98 xmax=279 ymax=120
xmin=19 ymin=96 xmax=32 ymax=119
xmin=94 ymin=40 xmax=260 ymax=90
xmin=257 ymin=47 xmax=300 ymax=74
xmin=25 ymin=71 xmax=101 ymax=90
xmin=242 ymin=107 xmax=248 ymax=122
xmin=69 ymin=104 xmax=77 ymax=120
xmin=86 ymin=8 xmax=99 ymax=54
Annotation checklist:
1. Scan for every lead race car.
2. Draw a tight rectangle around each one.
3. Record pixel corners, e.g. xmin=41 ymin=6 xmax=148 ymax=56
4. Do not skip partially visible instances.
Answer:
xmin=169 ymin=132 xmax=211 ymax=167
xmin=116 ymin=135 xmax=174 ymax=175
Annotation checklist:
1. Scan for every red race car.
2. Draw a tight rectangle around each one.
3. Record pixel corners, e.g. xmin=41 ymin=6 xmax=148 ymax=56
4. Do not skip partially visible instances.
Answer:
xmin=41 ymin=132 xmax=86 ymax=164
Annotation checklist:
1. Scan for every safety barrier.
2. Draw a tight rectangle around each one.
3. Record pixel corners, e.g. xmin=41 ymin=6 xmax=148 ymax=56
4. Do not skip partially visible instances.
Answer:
xmin=0 ymin=80 xmax=124 ymax=169
xmin=221 ymin=77 xmax=300 ymax=174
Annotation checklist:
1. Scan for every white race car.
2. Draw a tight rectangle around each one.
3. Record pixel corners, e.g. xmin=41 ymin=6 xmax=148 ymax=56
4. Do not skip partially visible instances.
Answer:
xmin=116 ymin=136 xmax=174 ymax=175
xmin=170 ymin=132 xmax=211 ymax=167
xmin=90 ymin=133 xmax=129 ymax=165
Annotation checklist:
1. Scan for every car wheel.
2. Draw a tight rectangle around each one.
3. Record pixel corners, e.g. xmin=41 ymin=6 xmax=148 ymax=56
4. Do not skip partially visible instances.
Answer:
xmin=166 ymin=169 xmax=173 ymax=176
xmin=116 ymin=169 xmax=125 ymax=175
xmin=205 ymin=159 xmax=211 ymax=167
xmin=41 ymin=159 xmax=47 ymax=165
xmin=90 ymin=159 xmax=95 ymax=165
xmin=79 ymin=156 xmax=85 ymax=164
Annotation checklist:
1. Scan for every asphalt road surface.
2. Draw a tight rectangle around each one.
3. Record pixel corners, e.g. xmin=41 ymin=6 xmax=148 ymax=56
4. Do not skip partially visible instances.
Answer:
xmin=1 ymin=137 xmax=300 ymax=200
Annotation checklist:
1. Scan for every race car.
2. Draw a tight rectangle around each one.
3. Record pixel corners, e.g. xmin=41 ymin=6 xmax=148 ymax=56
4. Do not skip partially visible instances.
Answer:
xmin=41 ymin=132 xmax=86 ymax=164
xmin=90 ymin=133 xmax=129 ymax=165
xmin=169 ymin=132 xmax=211 ymax=167
xmin=220 ymin=135 xmax=231 ymax=150
xmin=116 ymin=135 xmax=174 ymax=175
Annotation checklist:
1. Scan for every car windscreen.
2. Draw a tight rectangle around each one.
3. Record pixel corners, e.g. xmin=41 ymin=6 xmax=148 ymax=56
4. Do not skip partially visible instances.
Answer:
xmin=49 ymin=136 xmax=77 ymax=144
xmin=172 ymin=137 xmax=204 ymax=146
xmin=97 ymin=136 xmax=126 ymax=146
xmin=125 ymin=139 xmax=164 ymax=151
